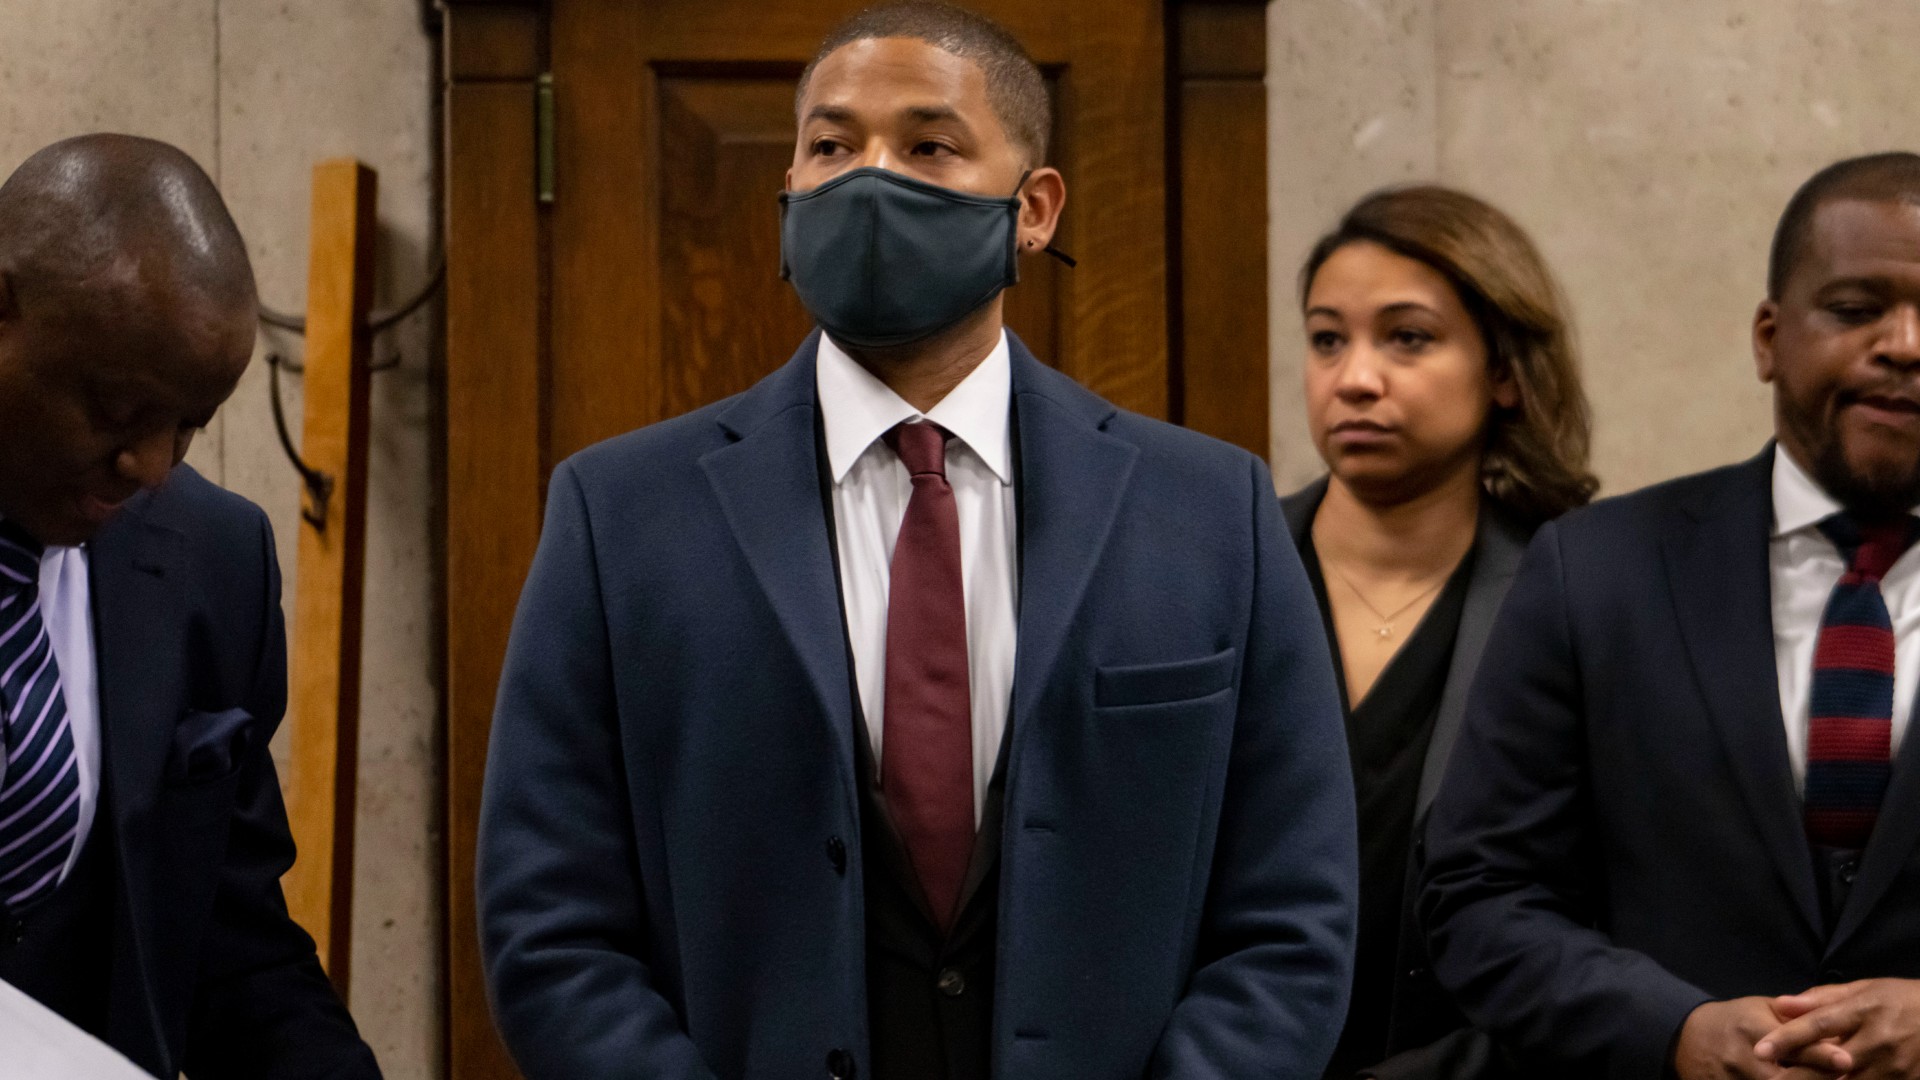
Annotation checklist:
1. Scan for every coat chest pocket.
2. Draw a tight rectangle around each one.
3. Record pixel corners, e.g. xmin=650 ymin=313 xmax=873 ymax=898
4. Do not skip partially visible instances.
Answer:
xmin=1094 ymin=647 xmax=1238 ymax=709
xmin=159 ymin=707 xmax=254 ymax=830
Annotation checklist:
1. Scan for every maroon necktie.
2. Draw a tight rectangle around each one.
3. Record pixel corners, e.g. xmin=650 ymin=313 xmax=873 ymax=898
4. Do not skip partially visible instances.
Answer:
xmin=881 ymin=421 xmax=974 ymax=931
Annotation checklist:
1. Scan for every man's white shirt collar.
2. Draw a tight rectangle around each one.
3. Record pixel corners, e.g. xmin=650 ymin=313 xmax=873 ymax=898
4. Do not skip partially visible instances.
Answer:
xmin=1772 ymin=446 xmax=1845 ymax=540
xmin=815 ymin=330 xmax=1013 ymax=485
xmin=1771 ymin=444 xmax=1920 ymax=538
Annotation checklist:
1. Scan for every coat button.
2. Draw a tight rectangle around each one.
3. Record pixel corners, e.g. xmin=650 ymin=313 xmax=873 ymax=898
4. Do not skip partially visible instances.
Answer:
xmin=937 ymin=968 xmax=967 ymax=997
xmin=826 ymin=836 xmax=847 ymax=875
xmin=1839 ymin=860 xmax=1860 ymax=886
xmin=826 ymin=1048 xmax=856 ymax=1078
xmin=1406 ymin=966 xmax=1428 ymax=982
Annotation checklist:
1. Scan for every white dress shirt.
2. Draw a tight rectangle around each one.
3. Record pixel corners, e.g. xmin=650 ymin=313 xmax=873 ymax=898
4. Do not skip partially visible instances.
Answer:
xmin=0 ymin=526 xmax=101 ymax=885
xmin=1771 ymin=449 xmax=1920 ymax=793
xmin=816 ymin=331 xmax=1019 ymax=824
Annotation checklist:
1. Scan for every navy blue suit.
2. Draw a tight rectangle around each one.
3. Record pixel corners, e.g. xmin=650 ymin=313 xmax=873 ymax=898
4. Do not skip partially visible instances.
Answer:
xmin=478 ymin=332 xmax=1358 ymax=1080
xmin=13 ymin=465 xmax=379 ymax=1078
xmin=1422 ymin=447 xmax=1920 ymax=1077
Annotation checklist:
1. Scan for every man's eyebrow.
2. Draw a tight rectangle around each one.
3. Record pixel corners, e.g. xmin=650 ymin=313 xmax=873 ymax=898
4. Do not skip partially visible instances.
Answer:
xmin=1815 ymin=276 xmax=1892 ymax=297
xmin=903 ymin=105 xmax=966 ymax=126
xmin=804 ymin=104 xmax=858 ymax=125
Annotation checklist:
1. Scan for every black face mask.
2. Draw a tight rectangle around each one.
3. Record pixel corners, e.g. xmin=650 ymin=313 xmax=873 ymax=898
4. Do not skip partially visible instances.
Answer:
xmin=779 ymin=167 xmax=1068 ymax=349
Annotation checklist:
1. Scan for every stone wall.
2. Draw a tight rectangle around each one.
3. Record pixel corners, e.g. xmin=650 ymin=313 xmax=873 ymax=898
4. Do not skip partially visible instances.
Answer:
xmin=1268 ymin=0 xmax=1920 ymax=494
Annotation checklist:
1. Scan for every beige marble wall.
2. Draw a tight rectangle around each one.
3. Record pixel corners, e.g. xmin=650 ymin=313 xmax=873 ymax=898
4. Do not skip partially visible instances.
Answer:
xmin=1269 ymin=0 xmax=1920 ymax=495
xmin=0 ymin=2 xmax=441 ymax=1077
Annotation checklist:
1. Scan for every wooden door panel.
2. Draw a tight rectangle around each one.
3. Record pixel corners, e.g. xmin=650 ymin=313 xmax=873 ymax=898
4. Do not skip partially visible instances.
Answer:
xmin=550 ymin=0 xmax=1163 ymax=465
xmin=659 ymin=74 xmax=817 ymax=415
xmin=1173 ymin=2 xmax=1270 ymax=458
xmin=632 ymin=5 xmax=1071 ymax=67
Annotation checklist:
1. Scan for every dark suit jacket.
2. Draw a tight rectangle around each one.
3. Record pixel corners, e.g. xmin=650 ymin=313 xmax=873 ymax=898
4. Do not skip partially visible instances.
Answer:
xmin=1283 ymin=479 xmax=1529 ymax=1080
xmin=478 ymin=331 xmax=1359 ymax=1080
xmin=73 ymin=465 xmax=378 ymax=1078
xmin=1421 ymin=445 xmax=1920 ymax=1077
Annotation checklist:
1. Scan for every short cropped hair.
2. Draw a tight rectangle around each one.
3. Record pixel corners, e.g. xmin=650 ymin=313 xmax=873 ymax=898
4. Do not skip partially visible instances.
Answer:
xmin=1769 ymin=151 xmax=1920 ymax=299
xmin=797 ymin=2 xmax=1051 ymax=165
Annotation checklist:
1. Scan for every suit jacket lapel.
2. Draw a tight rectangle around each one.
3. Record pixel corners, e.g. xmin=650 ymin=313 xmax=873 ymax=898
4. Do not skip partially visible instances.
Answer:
xmin=1003 ymin=337 xmax=1138 ymax=791
xmin=86 ymin=491 xmax=180 ymax=1073
xmin=1663 ymin=446 xmax=1822 ymax=936
xmin=701 ymin=332 xmax=861 ymax=816
xmin=1417 ymin=505 xmax=1531 ymax=817
xmin=1280 ymin=476 xmax=1325 ymax=546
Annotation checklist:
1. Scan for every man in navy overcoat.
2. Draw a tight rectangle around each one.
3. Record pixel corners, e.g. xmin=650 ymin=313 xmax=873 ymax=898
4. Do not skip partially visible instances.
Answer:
xmin=478 ymin=6 xmax=1356 ymax=1079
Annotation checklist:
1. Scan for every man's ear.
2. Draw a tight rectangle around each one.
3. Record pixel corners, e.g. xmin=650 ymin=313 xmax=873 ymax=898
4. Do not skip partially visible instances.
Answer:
xmin=1754 ymin=299 xmax=1780 ymax=384
xmin=1016 ymin=166 xmax=1066 ymax=254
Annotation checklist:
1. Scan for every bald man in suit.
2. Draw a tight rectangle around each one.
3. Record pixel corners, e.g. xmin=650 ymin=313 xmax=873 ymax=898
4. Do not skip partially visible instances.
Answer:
xmin=0 ymin=134 xmax=379 ymax=1078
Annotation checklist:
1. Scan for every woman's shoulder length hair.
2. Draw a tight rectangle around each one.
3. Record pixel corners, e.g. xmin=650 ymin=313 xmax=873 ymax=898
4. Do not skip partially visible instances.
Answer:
xmin=1300 ymin=183 xmax=1599 ymax=522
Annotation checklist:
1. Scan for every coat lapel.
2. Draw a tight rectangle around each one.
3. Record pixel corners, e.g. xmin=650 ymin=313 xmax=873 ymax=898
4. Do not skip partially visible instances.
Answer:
xmin=700 ymin=332 xmax=861 ymax=814
xmin=1280 ymin=476 xmax=1325 ymax=546
xmin=1417 ymin=505 xmax=1532 ymax=817
xmin=86 ymin=490 xmax=180 ymax=1074
xmin=1663 ymin=446 xmax=1822 ymax=936
xmin=1002 ymin=337 xmax=1138 ymax=786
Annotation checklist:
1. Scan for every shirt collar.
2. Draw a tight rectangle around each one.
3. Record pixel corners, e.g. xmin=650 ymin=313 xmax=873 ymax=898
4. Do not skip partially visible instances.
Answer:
xmin=1770 ymin=444 xmax=1920 ymax=538
xmin=1772 ymin=446 xmax=1842 ymax=539
xmin=815 ymin=330 xmax=1013 ymax=485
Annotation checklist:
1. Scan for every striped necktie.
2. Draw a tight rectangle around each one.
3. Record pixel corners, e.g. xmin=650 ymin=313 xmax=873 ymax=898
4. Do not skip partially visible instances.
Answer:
xmin=0 ymin=521 xmax=81 ymax=910
xmin=1805 ymin=512 xmax=1920 ymax=849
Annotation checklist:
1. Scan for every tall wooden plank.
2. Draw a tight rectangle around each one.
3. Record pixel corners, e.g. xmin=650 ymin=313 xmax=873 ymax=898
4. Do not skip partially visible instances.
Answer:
xmin=443 ymin=5 xmax=544 ymax=1078
xmin=1065 ymin=0 xmax=1169 ymax=417
xmin=284 ymin=158 xmax=378 ymax=994
xmin=1174 ymin=2 xmax=1269 ymax=458
xmin=548 ymin=0 xmax=653 ymax=461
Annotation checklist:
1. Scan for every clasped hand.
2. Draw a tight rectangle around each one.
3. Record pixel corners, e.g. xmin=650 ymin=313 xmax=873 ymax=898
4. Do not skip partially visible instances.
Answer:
xmin=1676 ymin=980 xmax=1920 ymax=1079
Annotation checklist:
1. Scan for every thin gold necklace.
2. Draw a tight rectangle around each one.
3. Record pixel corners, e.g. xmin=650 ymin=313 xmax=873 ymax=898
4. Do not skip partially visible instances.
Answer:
xmin=1325 ymin=561 xmax=1446 ymax=639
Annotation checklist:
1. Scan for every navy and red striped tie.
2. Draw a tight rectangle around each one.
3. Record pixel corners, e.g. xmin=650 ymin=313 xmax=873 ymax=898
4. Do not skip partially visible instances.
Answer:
xmin=1806 ymin=512 xmax=1920 ymax=849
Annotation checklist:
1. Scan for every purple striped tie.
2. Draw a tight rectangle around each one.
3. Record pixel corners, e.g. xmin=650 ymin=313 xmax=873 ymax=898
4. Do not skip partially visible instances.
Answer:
xmin=1805 ymin=513 xmax=1920 ymax=849
xmin=0 ymin=520 xmax=80 ymax=910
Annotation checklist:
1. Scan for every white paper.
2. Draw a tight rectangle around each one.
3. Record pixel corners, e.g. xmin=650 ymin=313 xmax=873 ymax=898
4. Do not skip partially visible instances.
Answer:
xmin=0 ymin=975 xmax=151 ymax=1078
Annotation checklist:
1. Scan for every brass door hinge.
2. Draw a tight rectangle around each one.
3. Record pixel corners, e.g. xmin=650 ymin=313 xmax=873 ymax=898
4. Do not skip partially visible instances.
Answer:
xmin=536 ymin=72 xmax=555 ymax=205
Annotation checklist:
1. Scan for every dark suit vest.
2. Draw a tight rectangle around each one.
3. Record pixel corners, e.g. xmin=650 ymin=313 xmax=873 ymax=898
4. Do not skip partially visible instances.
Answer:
xmin=855 ymin=723 xmax=1005 ymax=1080
xmin=0 ymin=813 xmax=115 ymax=1036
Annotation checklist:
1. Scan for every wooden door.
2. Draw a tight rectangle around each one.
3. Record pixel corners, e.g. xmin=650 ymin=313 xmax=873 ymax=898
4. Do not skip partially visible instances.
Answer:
xmin=441 ymin=2 xmax=1268 ymax=1076
xmin=544 ymin=0 xmax=1166 ymax=466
